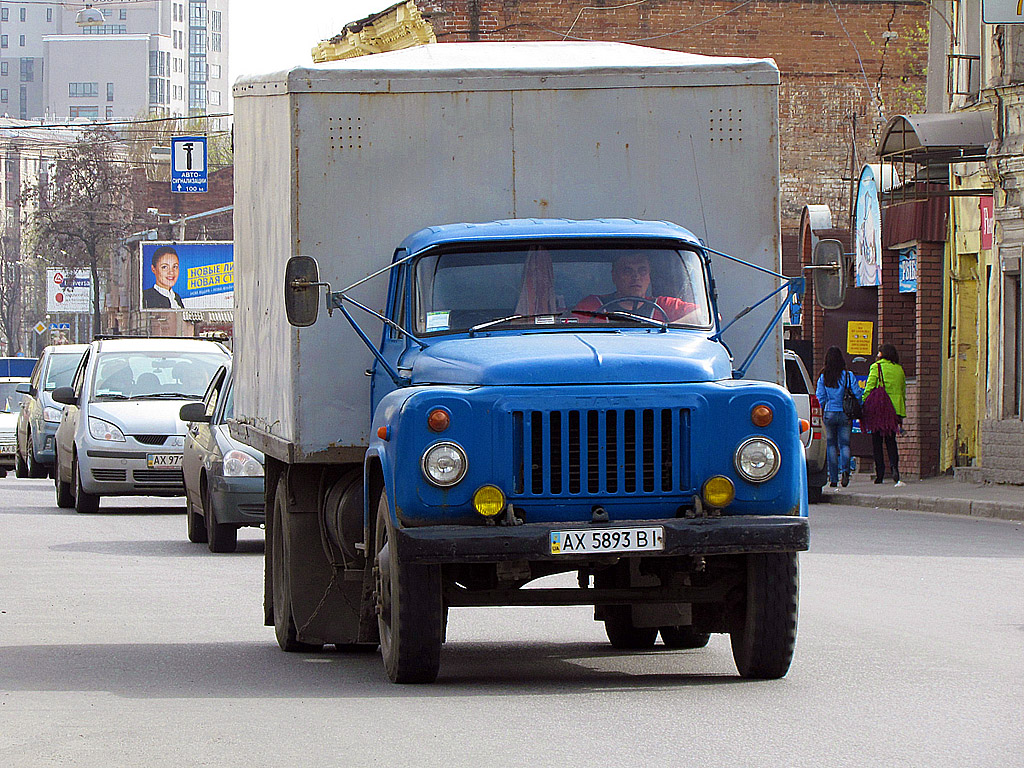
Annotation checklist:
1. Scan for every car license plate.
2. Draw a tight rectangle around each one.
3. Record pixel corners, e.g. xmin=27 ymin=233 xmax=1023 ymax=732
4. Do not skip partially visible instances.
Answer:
xmin=147 ymin=453 xmax=183 ymax=468
xmin=550 ymin=526 xmax=664 ymax=555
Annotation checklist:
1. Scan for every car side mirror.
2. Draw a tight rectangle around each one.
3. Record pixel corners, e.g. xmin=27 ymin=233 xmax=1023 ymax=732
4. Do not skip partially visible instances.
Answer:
xmin=51 ymin=386 xmax=76 ymax=406
xmin=179 ymin=402 xmax=210 ymax=423
xmin=16 ymin=383 xmax=32 ymax=396
xmin=811 ymin=239 xmax=846 ymax=310
xmin=285 ymin=255 xmax=321 ymax=327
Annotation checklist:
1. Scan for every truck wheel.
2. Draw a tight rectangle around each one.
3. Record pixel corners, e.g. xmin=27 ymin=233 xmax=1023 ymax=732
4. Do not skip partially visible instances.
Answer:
xmin=55 ymin=461 xmax=73 ymax=508
xmin=73 ymin=457 xmax=100 ymax=514
xmin=594 ymin=568 xmax=657 ymax=649
xmin=271 ymin=480 xmax=322 ymax=652
xmin=807 ymin=484 xmax=823 ymax=503
xmin=205 ymin=484 xmax=237 ymax=553
xmin=374 ymin=490 xmax=442 ymax=683
xmin=659 ymin=625 xmax=711 ymax=649
xmin=730 ymin=552 xmax=799 ymax=679
xmin=14 ymin=448 xmax=27 ymax=478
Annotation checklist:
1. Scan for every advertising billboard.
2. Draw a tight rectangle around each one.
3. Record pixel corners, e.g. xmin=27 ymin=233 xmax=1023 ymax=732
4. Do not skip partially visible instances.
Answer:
xmin=46 ymin=267 xmax=95 ymax=314
xmin=140 ymin=241 xmax=233 ymax=311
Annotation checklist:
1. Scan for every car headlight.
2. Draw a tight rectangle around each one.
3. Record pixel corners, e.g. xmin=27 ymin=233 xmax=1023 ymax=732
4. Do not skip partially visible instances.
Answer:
xmin=734 ymin=437 xmax=780 ymax=482
xmin=421 ymin=441 xmax=468 ymax=487
xmin=223 ymin=450 xmax=264 ymax=477
xmin=43 ymin=406 xmax=63 ymax=423
xmin=88 ymin=417 xmax=125 ymax=442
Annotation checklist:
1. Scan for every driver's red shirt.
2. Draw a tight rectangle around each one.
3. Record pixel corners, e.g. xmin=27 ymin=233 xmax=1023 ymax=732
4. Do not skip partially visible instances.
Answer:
xmin=573 ymin=293 xmax=696 ymax=322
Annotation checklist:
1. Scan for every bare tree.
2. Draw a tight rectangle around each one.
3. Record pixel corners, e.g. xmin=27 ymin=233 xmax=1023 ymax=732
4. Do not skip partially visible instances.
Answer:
xmin=0 ymin=229 xmax=22 ymax=354
xmin=22 ymin=127 xmax=135 ymax=336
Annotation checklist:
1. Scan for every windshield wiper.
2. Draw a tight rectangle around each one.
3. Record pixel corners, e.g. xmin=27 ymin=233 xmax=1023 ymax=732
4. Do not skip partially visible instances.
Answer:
xmin=94 ymin=393 xmax=130 ymax=400
xmin=142 ymin=392 xmax=201 ymax=399
xmin=571 ymin=309 xmax=668 ymax=330
xmin=469 ymin=313 xmax=566 ymax=335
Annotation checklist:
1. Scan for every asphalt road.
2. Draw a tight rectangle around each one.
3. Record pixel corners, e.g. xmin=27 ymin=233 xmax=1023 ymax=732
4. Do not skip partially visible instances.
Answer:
xmin=2 ymin=476 xmax=1022 ymax=767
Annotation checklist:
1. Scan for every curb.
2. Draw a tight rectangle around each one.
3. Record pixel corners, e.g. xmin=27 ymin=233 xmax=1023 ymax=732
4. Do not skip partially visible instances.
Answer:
xmin=824 ymin=491 xmax=1024 ymax=522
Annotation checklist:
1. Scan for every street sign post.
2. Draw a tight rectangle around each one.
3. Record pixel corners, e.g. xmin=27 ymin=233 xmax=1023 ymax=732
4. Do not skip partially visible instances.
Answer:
xmin=171 ymin=136 xmax=208 ymax=193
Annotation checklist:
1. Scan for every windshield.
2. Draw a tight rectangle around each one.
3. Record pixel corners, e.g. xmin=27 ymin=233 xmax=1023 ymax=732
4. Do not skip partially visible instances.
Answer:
xmin=44 ymin=352 xmax=84 ymax=390
xmin=91 ymin=351 xmax=228 ymax=400
xmin=411 ymin=246 xmax=712 ymax=335
xmin=0 ymin=382 xmax=22 ymax=413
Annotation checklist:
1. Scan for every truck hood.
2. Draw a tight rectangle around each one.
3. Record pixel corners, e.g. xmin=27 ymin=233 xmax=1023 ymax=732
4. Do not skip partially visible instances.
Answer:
xmin=88 ymin=399 xmax=195 ymax=435
xmin=410 ymin=332 xmax=731 ymax=386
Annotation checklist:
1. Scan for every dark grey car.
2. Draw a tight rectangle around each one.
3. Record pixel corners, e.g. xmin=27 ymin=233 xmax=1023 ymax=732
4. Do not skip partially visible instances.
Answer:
xmin=181 ymin=363 xmax=264 ymax=553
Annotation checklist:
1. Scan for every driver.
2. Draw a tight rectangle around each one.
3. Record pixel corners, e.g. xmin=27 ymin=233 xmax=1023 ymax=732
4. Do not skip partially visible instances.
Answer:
xmin=573 ymin=253 xmax=698 ymax=322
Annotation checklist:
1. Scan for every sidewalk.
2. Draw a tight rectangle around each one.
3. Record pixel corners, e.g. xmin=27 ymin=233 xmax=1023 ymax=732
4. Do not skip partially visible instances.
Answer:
xmin=822 ymin=473 xmax=1024 ymax=522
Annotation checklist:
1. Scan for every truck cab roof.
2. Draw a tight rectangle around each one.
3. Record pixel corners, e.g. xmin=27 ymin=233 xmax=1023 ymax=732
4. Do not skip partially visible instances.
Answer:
xmin=397 ymin=218 xmax=704 ymax=259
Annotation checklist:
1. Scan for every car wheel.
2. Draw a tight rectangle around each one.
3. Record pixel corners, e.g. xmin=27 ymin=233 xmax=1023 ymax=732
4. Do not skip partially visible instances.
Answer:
xmin=14 ymin=448 xmax=27 ymax=478
xmin=26 ymin=435 xmax=46 ymax=479
xmin=659 ymin=625 xmax=711 ymax=649
xmin=187 ymin=497 xmax=208 ymax=544
xmin=205 ymin=482 xmax=237 ymax=553
xmin=55 ymin=460 xmax=74 ymax=508
xmin=73 ymin=457 xmax=100 ymax=514
xmin=730 ymin=552 xmax=799 ymax=679
xmin=271 ymin=479 xmax=322 ymax=652
xmin=375 ymin=489 xmax=443 ymax=683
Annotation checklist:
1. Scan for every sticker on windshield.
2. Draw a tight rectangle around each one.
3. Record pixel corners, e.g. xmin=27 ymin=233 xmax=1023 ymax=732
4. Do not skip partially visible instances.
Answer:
xmin=426 ymin=311 xmax=450 ymax=331
xmin=534 ymin=315 xmax=555 ymax=325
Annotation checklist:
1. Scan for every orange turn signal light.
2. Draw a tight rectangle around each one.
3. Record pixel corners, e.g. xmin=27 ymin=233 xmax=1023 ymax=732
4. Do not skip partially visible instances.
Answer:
xmin=377 ymin=426 xmax=389 ymax=440
xmin=799 ymin=418 xmax=810 ymax=434
xmin=752 ymin=404 xmax=774 ymax=427
xmin=428 ymin=408 xmax=450 ymax=432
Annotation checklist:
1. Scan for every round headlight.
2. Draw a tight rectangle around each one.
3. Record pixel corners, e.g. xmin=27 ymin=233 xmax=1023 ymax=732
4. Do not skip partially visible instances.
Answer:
xmin=734 ymin=437 xmax=781 ymax=482
xmin=421 ymin=441 xmax=468 ymax=487
xmin=473 ymin=485 xmax=505 ymax=516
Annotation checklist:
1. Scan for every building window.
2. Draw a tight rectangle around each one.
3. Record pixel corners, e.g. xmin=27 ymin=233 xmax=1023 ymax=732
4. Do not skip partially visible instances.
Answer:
xmin=18 ymin=85 xmax=25 ymax=119
xmin=70 ymin=105 xmax=100 ymax=119
xmin=210 ymin=33 xmax=221 ymax=53
xmin=20 ymin=7 xmax=25 ymax=21
xmin=20 ymin=59 xmax=33 ymax=82
xmin=1 ymin=62 xmax=8 ymax=77
xmin=189 ymin=29 xmax=207 ymax=54
xmin=149 ymin=77 xmax=168 ymax=105
xmin=190 ymin=3 xmax=208 ymax=27
xmin=1 ymin=37 xmax=8 ymax=50
xmin=0 ymin=90 xmax=7 ymax=104
xmin=208 ymin=90 xmax=221 ymax=106
xmin=211 ymin=10 xmax=221 ymax=32
xmin=189 ymin=57 xmax=207 ymax=81
xmin=47 ymin=8 xmax=52 ymax=22
xmin=119 ymin=9 xmax=127 ymax=20
xmin=209 ymin=64 xmax=221 ymax=79
xmin=106 ymin=105 xmax=114 ymax=119
xmin=0 ymin=9 xmax=7 ymax=22
xmin=19 ymin=35 xmax=25 ymax=47
xmin=82 ymin=24 xmax=127 ymax=35
xmin=189 ymin=83 xmax=206 ymax=108
xmin=69 ymin=82 xmax=100 ymax=98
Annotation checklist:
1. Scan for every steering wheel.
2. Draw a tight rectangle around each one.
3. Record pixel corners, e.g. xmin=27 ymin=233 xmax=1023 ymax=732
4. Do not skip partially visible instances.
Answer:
xmin=596 ymin=296 xmax=669 ymax=322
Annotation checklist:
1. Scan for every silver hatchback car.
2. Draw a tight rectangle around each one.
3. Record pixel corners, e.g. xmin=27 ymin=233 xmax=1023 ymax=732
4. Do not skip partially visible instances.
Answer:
xmin=52 ymin=336 xmax=230 ymax=513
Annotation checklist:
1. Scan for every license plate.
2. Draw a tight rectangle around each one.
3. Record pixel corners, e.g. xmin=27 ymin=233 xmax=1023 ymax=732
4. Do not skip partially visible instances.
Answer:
xmin=147 ymin=453 xmax=183 ymax=468
xmin=550 ymin=526 xmax=664 ymax=555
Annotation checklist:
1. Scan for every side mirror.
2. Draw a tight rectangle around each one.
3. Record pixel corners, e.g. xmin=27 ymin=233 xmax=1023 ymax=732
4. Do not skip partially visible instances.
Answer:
xmin=811 ymin=239 xmax=846 ymax=310
xmin=285 ymin=255 xmax=321 ymax=327
xmin=51 ymin=386 xmax=76 ymax=406
xmin=16 ymin=383 xmax=32 ymax=396
xmin=179 ymin=402 xmax=210 ymax=423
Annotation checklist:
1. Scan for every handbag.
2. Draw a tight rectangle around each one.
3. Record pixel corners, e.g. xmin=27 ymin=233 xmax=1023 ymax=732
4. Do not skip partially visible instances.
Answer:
xmin=861 ymin=363 xmax=900 ymax=434
xmin=842 ymin=371 xmax=862 ymax=421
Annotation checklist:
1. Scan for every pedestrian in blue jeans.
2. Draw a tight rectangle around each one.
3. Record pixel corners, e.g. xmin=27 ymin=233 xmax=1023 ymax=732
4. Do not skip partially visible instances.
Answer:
xmin=815 ymin=346 xmax=861 ymax=488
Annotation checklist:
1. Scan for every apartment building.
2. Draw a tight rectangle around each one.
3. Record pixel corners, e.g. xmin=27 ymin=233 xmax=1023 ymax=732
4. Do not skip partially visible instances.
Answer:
xmin=0 ymin=1 xmax=227 ymax=125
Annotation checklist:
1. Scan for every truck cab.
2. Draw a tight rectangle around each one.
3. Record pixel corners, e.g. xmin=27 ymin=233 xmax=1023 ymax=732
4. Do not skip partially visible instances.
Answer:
xmin=281 ymin=218 xmax=808 ymax=683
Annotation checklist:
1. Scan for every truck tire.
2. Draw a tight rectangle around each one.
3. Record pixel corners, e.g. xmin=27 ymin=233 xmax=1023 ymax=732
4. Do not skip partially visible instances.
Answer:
xmin=55 ymin=461 xmax=73 ymax=509
xmin=594 ymin=567 xmax=658 ymax=649
xmin=271 ymin=480 xmax=322 ymax=652
xmin=73 ymin=457 xmax=100 ymax=514
xmin=374 ymin=490 xmax=442 ymax=683
xmin=807 ymin=484 xmax=823 ymax=503
xmin=659 ymin=625 xmax=711 ymax=649
xmin=730 ymin=552 xmax=799 ymax=679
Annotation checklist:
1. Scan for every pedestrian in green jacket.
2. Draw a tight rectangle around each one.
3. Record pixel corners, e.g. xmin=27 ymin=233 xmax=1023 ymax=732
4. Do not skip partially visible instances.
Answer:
xmin=862 ymin=343 xmax=906 ymax=486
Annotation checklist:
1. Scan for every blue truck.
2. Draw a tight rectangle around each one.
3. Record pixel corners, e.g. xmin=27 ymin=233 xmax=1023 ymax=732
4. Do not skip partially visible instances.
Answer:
xmin=232 ymin=42 xmax=819 ymax=683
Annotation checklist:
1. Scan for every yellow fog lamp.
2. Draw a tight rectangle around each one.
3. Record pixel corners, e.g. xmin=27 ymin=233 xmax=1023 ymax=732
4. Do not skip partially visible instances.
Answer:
xmin=473 ymin=485 xmax=506 ymax=517
xmin=702 ymin=475 xmax=735 ymax=509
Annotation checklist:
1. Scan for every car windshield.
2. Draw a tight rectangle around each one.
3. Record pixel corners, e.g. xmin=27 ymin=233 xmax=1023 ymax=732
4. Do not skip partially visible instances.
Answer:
xmin=0 ymin=382 xmax=22 ymax=413
xmin=91 ymin=351 xmax=228 ymax=400
xmin=44 ymin=352 xmax=84 ymax=390
xmin=411 ymin=245 xmax=712 ymax=335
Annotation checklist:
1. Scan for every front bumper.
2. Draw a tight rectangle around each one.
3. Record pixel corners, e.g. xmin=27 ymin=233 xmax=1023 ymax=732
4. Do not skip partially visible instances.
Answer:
xmin=209 ymin=474 xmax=265 ymax=526
xmin=81 ymin=447 xmax=185 ymax=497
xmin=394 ymin=515 xmax=809 ymax=565
xmin=32 ymin=422 xmax=59 ymax=464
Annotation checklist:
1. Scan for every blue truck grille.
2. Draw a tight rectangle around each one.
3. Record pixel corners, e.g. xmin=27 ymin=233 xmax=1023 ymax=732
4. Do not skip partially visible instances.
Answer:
xmin=509 ymin=408 xmax=690 ymax=497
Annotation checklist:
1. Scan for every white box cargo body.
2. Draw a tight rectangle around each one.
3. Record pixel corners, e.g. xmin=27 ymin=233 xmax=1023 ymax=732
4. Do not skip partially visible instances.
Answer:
xmin=232 ymin=41 xmax=782 ymax=463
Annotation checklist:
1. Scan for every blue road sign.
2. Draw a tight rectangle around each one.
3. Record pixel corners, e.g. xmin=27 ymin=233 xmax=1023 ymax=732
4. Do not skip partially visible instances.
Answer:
xmin=49 ymin=322 xmax=71 ymax=331
xmin=171 ymin=136 xmax=208 ymax=193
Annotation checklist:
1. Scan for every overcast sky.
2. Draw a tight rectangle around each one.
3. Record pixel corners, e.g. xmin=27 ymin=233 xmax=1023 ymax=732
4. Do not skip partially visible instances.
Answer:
xmin=229 ymin=0 xmax=390 ymax=80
